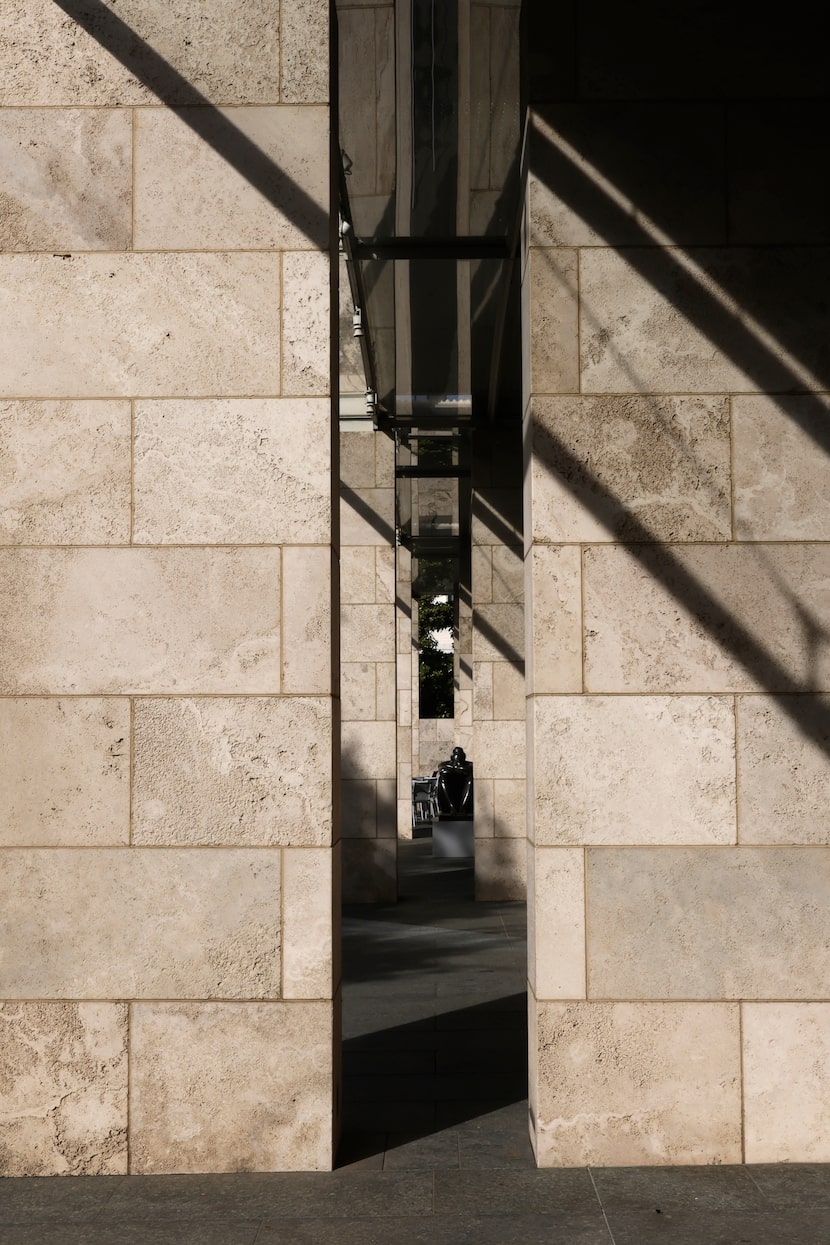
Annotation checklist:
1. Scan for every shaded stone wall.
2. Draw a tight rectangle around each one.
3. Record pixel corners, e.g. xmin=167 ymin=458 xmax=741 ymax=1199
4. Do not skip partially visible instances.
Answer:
xmin=0 ymin=0 xmax=337 ymax=1174
xmin=524 ymin=0 xmax=830 ymax=1165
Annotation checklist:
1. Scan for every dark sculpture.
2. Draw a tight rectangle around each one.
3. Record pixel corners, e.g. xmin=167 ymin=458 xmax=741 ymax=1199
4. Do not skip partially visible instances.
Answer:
xmin=434 ymin=746 xmax=474 ymax=819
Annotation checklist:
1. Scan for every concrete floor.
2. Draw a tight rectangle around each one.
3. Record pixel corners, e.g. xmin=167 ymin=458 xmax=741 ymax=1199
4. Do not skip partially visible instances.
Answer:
xmin=2 ymin=839 xmax=830 ymax=1243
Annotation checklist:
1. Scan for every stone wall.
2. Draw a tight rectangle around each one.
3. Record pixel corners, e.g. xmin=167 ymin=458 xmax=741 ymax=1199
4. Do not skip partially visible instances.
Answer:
xmin=0 ymin=0 xmax=337 ymax=1174
xmin=524 ymin=0 xmax=830 ymax=1165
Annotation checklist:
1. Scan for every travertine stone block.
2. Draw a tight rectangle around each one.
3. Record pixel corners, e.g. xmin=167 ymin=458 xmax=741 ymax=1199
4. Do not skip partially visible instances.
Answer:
xmin=340 ymin=432 xmax=376 ymax=489
xmin=473 ymin=603 xmax=525 ymax=663
xmin=583 ymin=543 xmax=830 ymax=693
xmin=475 ymin=777 xmax=495 ymax=837
xmin=130 ymin=1001 xmax=332 ymax=1173
xmin=0 ymin=0 xmax=280 ymax=106
xmin=586 ymin=847 xmax=830 ymax=999
xmin=471 ymin=489 xmax=522 ymax=546
xmin=376 ymin=662 xmax=396 ymax=720
xmin=282 ymin=252 xmax=329 ymax=396
xmin=494 ymin=779 xmax=527 ymax=837
xmin=473 ymin=661 xmax=494 ymax=720
xmin=339 ymin=486 xmax=395 ymax=546
xmin=0 ymin=109 xmax=130 ymax=250
xmin=135 ymin=106 xmax=328 ymax=250
xmin=341 ymin=663 xmax=377 ymax=720
xmin=492 ymin=661 xmax=526 ymax=722
xmin=340 ymin=779 xmax=377 ymax=838
xmin=0 ymin=698 xmax=129 ymax=846
xmin=533 ymin=696 xmax=735 ymax=845
xmin=341 ymin=837 xmax=396 ymax=903
xmin=535 ymin=1002 xmax=741 ymax=1166
xmin=527 ymin=545 xmax=582 ymax=693
xmin=341 ymin=603 xmax=395 ymax=664
xmin=491 ymin=545 xmax=524 ymax=603
xmin=529 ymin=103 xmax=726 ymax=248
xmin=375 ymin=548 xmax=395 ymax=603
xmin=475 ymin=838 xmax=526 ymax=901
xmin=530 ymin=395 xmax=731 ymax=543
xmin=282 ymin=546 xmax=331 ymax=695
xmin=0 ymin=548 xmax=280 ymax=694
xmin=737 ymin=695 xmax=830 ymax=844
xmin=0 ymin=849 xmax=281 ymax=999
xmin=341 ymin=720 xmax=396 ymax=782
xmin=0 ymin=1002 xmax=127 ymax=1176
xmin=283 ymin=848 xmax=332 ymax=999
xmin=0 ymin=254 xmax=280 ymax=398
xmin=281 ymin=0 xmax=329 ymax=103
xmin=0 ymin=401 xmax=130 ymax=544
xmin=134 ymin=399 xmax=329 ymax=544
xmin=532 ymin=848 xmax=585 ymax=999
xmin=133 ymin=698 xmax=331 ymax=847
xmin=340 ymin=547 xmax=377 ymax=604
xmin=472 ymin=545 xmax=493 ymax=603
xmin=743 ymin=1003 xmax=830 ymax=1162
xmin=528 ymin=248 xmax=579 ymax=393
xmin=579 ymin=248 xmax=830 ymax=394
xmin=734 ymin=395 xmax=830 ymax=539
xmin=473 ymin=720 xmax=526 ymax=780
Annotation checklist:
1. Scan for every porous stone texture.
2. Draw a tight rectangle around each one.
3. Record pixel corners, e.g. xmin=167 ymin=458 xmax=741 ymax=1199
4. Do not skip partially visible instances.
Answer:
xmin=534 ymin=1002 xmax=741 ymax=1166
xmin=0 ymin=849 xmax=282 ymax=999
xmin=0 ymin=0 xmax=281 ymax=106
xmin=527 ymin=248 xmax=579 ymax=393
xmin=472 ymin=603 xmax=525 ymax=664
xmin=530 ymin=848 xmax=586 ymax=999
xmin=0 ymin=698 xmax=129 ymax=846
xmin=0 ymin=400 xmax=130 ymax=544
xmin=134 ymin=106 xmax=329 ymax=250
xmin=133 ymin=698 xmax=331 ymax=847
xmin=733 ymin=395 xmax=830 ymax=540
xmin=280 ymin=0 xmax=329 ymax=104
xmin=341 ymin=604 xmax=396 ymax=665
xmin=0 ymin=109 xmax=131 ymax=250
xmin=533 ymin=695 xmax=736 ymax=845
xmin=583 ymin=543 xmax=830 ymax=693
xmin=0 ymin=1002 xmax=127 ymax=1176
xmin=579 ymin=248 xmax=830 ymax=394
xmin=475 ymin=838 xmax=527 ymax=901
xmin=129 ymin=1002 xmax=332 ymax=1173
xmin=282 ymin=848 xmax=333 ymax=999
xmin=133 ymin=399 xmax=330 ymax=545
xmin=737 ymin=695 xmax=830 ymax=844
xmin=743 ymin=1003 xmax=830 ymax=1163
xmin=586 ymin=847 xmax=830 ymax=999
xmin=341 ymin=721 xmax=396 ymax=783
xmin=0 ymin=548 xmax=281 ymax=694
xmin=0 ymin=253 xmax=280 ymax=398
xmin=526 ymin=545 xmax=582 ymax=693
xmin=529 ymin=395 xmax=731 ymax=542
xmin=473 ymin=720 xmax=526 ymax=781
xmin=282 ymin=252 xmax=330 ymax=395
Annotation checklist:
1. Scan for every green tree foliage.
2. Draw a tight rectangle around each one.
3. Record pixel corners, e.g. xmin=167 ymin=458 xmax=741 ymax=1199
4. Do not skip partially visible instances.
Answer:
xmin=418 ymin=594 xmax=454 ymax=719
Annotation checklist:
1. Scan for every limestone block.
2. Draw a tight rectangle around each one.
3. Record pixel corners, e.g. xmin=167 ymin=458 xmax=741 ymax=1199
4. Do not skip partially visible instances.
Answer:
xmin=0 ymin=698 xmax=129 ymax=846
xmin=532 ymin=848 xmax=585 ymax=999
xmin=134 ymin=399 xmax=329 ymax=545
xmin=583 ymin=543 xmax=830 ymax=693
xmin=341 ymin=779 xmax=377 ymax=838
xmin=579 ymin=248 xmax=830 ymax=394
xmin=734 ymin=395 xmax=830 ymax=539
xmin=375 ymin=429 xmax=394 ymax=483
xmin=586 ymin=847 xmax=830 ymax=999
xmin=494 ymin=779 xmax=527 ymax=837
xmin=341 ymin=603 xmax=395 ymax=664
xmin=340 ymin=432 xmax=376 ymax=489
xmin=534 ymin=1002 xmax=741 ymax=1166
xmin=529 ymin=103 xmax=725 ymax=248
xmin=743 ymin=1003 xmax=830 ymax=1162
xmin=340 ymin=487 xmax=395 ymax=546
xmin=130 ymin=1001 xmax=332 ymax=1173
xmin=0 ymin=848 xmax=281 ymax=999
xmin=475 ymin=837 xmax=526 ymax=900
xmin=135 ymin=106 xmax=328 ymax=250
xmin=737 ymin=695 xmax=830 ymax=844
xmin=530 ymin=395 xmax=731 ymax=543
xmin=0 ymin=254 xmax=280 ymax=398
xmin=282 ymin=546 xmax=331 ymax=694
xmin=340 ymin=547 xmax=377 ymax=604
xmin=0 ymin=109 xmax=130 ymax=250
xmin=0 ymin=401 xmax=130 ymax=545
xmin=0 ymin=548 xmax=281 ymax=695
xmin=533 ymin=695 xmax=735 ymax=845
xmin=340 ymin=662 xmax=377 ymax=720
xmin=0 ymin=1002 xmax=127 ymax=1176
xmin=475 ymin=777 xmax=495 ymax=837
xmin=491 ymin=545 xmax=524 ymax=603
xmin=375 ymin=548 xmax=395 ymax=603
xmin=283 ymin=848 xmax=332 ymax=999
xmin=472 ymin=545 xmax=493 ymax=603
xmin=341 ymin=720 xmax=396 ymax=782
xmin=527 ymin=545 xmax=582 ymax=694
xmin=377 ymin=663 xmax=396 ymax=720
xmin=473 ymin=603 xmax=525 ymax=665
xmin=473 ymin=720 xmax=526 ymax=780
xmin=281 ymin=0 xmax=329 ymax=103
xmin=492 ymin=662 xmax=526 ymax=721
xmin=282 ymin=252 xmax=329 ymax=396
xmin=471 ymin=489 xmax=522 ymax=545
xmin=528 ymin=248 xmax=579 ymax=393
xmin=473 ymin=661 xmax=494 ymax=720
xmin=341 ymin=837 xmax=396 ymax=903
xmin=133 ymin=697 xmax=331 ymax=847
xmin=0 ymin=0 xmax=280 ymax=106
